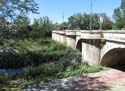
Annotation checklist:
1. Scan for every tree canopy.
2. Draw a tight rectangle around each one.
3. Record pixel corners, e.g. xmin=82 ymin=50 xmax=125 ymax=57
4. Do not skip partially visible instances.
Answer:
xmin=66 ymin=13 xmax=112 ymax=30
xmin=0 ymin=0 xmax=38 ymax=49
xmin=113 ymin=0 xmax=125 ymax=29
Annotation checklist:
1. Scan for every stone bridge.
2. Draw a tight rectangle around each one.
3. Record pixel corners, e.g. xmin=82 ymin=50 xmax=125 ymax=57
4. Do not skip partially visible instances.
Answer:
xmin=52 ymin=30 xmax=125 ymax=66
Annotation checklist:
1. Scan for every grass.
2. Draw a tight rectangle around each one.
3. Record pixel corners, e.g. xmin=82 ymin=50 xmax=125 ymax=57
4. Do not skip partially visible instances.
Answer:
xmin=53 ymin=64 xmax=105 ymax=79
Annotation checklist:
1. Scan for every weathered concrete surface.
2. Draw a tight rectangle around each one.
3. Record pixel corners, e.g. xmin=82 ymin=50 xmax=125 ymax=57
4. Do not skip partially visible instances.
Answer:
xmin=22 ymin=69 xmax=125 ymax=91
xmin=103 ymin=30 xmax=125 ymax=42
xmin=80 ymin=31 xmax=101 ymax=39
xmin=82 ymin=40 xmax=100 ymax=65
xmin=66 ymin=36 xmax=76 ymax=48
xmin=52 ymin=30 xmax=125 ymax=66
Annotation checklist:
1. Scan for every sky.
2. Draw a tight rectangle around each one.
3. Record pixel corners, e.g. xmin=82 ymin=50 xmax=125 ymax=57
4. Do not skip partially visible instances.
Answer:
xmin=29 ymin=0 xmax=121 ymax=23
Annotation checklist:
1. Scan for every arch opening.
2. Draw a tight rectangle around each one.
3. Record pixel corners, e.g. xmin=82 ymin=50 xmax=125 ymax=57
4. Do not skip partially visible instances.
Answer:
xmin=76 ymin=39 xmax=100 ymax=52
xmin=76 ymin=39 xmax=82 ymax=52
xmin=101 ymin=48 xmax=125 ymax=71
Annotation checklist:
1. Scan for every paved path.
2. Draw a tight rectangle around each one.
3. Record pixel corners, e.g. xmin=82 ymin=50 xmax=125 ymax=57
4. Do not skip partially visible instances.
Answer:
xmin=22 ymin=69 xmax=125 ymax=91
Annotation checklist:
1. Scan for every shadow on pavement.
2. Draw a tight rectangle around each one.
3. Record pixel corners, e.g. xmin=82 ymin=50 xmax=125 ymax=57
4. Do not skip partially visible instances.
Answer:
xmin=22 ymin=75 xmax=111 ymax=91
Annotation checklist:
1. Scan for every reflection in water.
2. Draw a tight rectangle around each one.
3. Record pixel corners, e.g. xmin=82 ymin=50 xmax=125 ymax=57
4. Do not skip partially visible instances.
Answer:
xmin=0 ymin=68 xmax=23 ymax=75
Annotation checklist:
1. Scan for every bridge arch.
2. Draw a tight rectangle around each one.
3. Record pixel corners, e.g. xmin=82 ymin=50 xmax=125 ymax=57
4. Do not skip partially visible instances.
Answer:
xmin=76 ymin=39 xmax=83 ymax=52
xmin=76 ymin=38 xmax=101 ymax=52
xmin=100 ymin=43 xmax=125 ymax=68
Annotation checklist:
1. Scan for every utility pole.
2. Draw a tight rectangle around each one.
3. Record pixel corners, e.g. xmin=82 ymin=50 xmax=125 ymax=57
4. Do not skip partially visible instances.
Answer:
xmin=90 ymin=0 xmax=92 ymax=31
xmin=62 ymin=12 xmax=65 ymax=30
xmin=62 ymin=12 xmax=64 ymax=23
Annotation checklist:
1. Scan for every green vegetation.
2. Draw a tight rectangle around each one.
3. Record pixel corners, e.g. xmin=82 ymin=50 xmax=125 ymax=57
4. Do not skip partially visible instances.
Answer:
xmin=14 ymin=16 xmax=54 ymax=39
xmin=0 ymin=38 xmax=105 ymax=88
xmin=55 ymin=64 xmax=104 ymax=79
xmin=12 ymin=64 xmax=104 ymax=88
xmin=0 ymin=38 xmax=81 ymax=68
xmin=0 ymin=0 xmax=38 ymax=49
xmin=67 ymin=13 xmax=112 ymax=30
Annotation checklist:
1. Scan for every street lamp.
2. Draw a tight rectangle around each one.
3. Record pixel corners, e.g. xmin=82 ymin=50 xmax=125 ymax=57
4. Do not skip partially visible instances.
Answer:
xmin=90 ymin=0 xmax=92 ymax=31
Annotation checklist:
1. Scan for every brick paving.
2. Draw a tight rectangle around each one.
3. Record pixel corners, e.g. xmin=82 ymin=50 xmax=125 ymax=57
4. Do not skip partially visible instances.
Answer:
xmin=22 ymin=69 xmax=125 ymax=91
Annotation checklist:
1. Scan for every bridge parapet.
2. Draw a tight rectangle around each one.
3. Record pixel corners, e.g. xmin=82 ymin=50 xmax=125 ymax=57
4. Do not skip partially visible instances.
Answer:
xmin=103 ymin=30 xmax=125 ymax=42
xmin=80 ymin=31 xmax=102 ymax=39
xmin=65 ymin=30 xmax=76 ymax=36
xmin=52 ymin=30 xmax=66 ymax=43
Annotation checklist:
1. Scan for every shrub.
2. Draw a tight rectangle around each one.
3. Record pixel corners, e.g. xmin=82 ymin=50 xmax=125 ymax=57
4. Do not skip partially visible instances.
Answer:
xmin=0 ymin=39 xmax=81 ymax=68
xmin=20 ymin=63 xmax=104 ymax=82
xmin=0 ymin=53 xmax=28 ymax=68
xmin=23 ymin=62 xmax=64 ymax=78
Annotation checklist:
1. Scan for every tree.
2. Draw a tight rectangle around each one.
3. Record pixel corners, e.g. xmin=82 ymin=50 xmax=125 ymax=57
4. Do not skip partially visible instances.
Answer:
xmin=81 ymin=13 xmax=90 ymax=30
xmin=101 ymin=13 xmax=112 ymax=30
xmin=113 ymin=0 xmax=125 ymax=29
xmin=68 ymin=13 xmax=84 ymax=29
xmin=14 ymin=16 xmax=33 ymax=38
xmin=59 ymin=22 xmax=69 ymax=30
xmin=0 ymin=0 xmax=38 ymax=49
xmin=91 ymin=13 xmax=100 ymax=30
xmin=14 ymin=16 xmax=30 ymax=31
xmin=67 ymin=13 xmax=112 ymax=30
xmin=32 ymin=17 xmax=54 ymax=38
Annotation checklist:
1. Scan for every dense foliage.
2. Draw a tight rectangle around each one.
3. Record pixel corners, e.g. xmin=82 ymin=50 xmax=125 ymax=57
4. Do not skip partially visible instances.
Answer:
xmin=12 ymin=16 xmax=55 ymax=39
xmin=31 ymin=17 xmax=54 ymax=38
xmin=0 ymin=0 xmax=38 ymax=51
xmin=0 ymin=39 xmax=81 ymax=68
xmin=61 ymin=13 xmax=112 ymax=30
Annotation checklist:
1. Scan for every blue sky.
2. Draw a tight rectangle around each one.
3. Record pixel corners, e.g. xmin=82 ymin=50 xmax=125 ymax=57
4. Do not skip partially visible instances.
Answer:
xmin=29 ymin=0 xmax=121 ymax=23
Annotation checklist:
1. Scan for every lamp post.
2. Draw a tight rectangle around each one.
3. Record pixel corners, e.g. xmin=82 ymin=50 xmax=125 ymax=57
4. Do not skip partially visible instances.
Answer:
xmin=90 ymin=0 xmax=92 ymax=31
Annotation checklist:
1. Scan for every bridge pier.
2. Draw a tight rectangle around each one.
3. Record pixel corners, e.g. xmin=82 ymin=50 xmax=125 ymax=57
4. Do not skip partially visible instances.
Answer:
xmin=79 ymin=31 xmax=101 ymax=65
xmin=82 ymin=39 xmax=101 ymax=65
xmin=65 ymin=31 xmax=76 ymax=49
xmin=65 ymin=36 xmax=75 ymax=48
